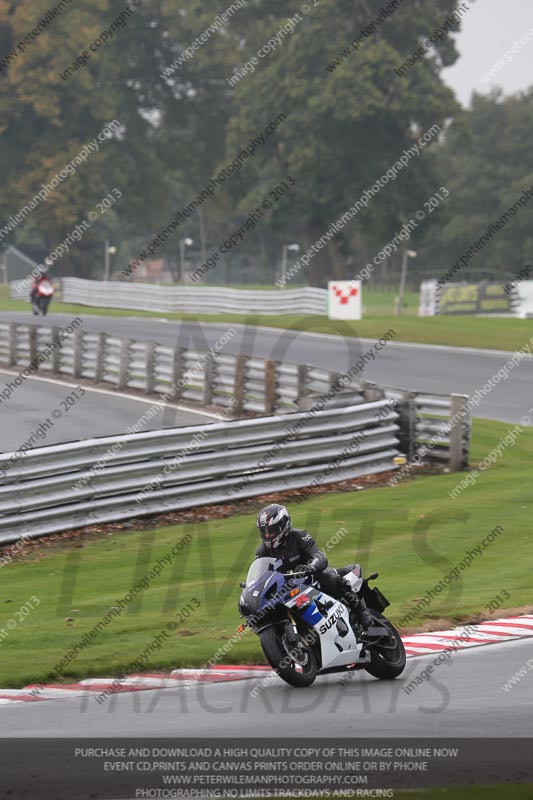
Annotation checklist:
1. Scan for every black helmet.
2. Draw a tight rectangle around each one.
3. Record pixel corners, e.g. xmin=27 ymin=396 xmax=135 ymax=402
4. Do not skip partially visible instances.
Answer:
xmin=257 ymin=503 xmax=292 ymax=549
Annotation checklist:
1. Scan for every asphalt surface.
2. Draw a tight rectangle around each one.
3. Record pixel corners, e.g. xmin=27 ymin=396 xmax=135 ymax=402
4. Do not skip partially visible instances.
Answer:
xmin=0 ymin=369 xmax=219 ymax=453
xmin=2 ymin=311 xmax=532 ymax=428
xmin=0 ymin=638 xmax=531 ymax=738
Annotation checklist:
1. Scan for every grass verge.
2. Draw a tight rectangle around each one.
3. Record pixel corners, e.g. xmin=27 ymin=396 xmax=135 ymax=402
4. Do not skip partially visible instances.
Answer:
xmin=0 ymin=418 xmax=531 ymax=688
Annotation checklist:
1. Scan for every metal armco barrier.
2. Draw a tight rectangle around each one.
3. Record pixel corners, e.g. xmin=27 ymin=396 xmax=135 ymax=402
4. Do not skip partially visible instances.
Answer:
xmin=0 ymin=401 xmax=400 ymax=543
xmin=0 ymin=321 xmax=354 ymax=415
xmin=57 ymin=278 xmax=327 ymax=315
xmin=0 ymin=323 xmax=471 ymax=471
xmin=362 ymin=381 xmax=471 ymax=469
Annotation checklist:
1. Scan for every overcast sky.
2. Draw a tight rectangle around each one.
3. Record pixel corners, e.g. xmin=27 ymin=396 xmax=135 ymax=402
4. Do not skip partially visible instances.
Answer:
xmin=442 ymin=0 xmax=533 ymax=106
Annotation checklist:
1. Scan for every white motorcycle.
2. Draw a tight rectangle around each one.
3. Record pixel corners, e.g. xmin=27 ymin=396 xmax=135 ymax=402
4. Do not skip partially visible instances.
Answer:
xmin=238 ymin=557 xmax=406 ymax=687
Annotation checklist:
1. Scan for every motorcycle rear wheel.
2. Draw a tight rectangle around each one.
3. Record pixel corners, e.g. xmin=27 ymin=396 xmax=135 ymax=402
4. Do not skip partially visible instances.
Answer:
xmin=363 ymin=611 xmax=406 ymax=680
xmin=260 ymin=625 xmax=317 ymax=687
xmin=40 ymin=296 xmax=51 ymax=315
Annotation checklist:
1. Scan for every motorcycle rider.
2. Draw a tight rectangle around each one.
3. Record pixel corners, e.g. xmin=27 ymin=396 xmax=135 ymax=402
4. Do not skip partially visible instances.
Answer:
xmin=255 ymin=503 xmax=373 ymax=632
xmin=30 ymin=266 xmax=52 ymax=312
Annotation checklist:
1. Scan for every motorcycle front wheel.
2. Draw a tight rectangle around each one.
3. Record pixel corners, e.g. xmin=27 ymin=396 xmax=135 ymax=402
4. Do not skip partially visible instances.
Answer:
xmin=363 ymin=611 xmax=406 ymax=680
xmin=260 ymin=625 xmax=317 ymax=687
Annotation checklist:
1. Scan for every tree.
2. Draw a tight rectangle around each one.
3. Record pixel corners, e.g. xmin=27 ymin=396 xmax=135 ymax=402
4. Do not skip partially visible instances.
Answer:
xmin=221 ymin=0 xmax=461 ymax=285
xmin=417 ymin=89 xmax=533 ymax=281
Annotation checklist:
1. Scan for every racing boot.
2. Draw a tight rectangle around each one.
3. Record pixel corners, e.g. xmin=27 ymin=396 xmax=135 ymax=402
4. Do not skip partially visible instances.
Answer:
xmin=339 ymin=578 xmax=372 ymax=631
xmin=353 ymin=595 xmax=374 ymax=632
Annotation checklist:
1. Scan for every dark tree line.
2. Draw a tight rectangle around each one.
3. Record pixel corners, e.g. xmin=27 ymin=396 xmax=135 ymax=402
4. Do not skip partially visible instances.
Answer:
xmin=0 ymin=0 xmax=529 ymax=286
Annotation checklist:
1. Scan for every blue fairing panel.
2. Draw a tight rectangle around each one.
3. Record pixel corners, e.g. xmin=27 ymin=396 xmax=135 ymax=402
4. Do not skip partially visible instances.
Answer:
xmin=301 ymin=601 xmax=323 ymax=627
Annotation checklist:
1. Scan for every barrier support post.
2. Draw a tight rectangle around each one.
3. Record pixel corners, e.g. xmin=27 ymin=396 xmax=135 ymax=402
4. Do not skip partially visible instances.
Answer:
xmin=265 ymin=360 xmax=277 ymax=414
xmin=233 ymin=354 xmax=247 ymax=415
xmin=360 ymin=380 xmax=385 ymax=402
xmin=72 ymin=328 xmax=83 ymax=379
xmin=203 ymin=352 xmax=214 ymax=405
xmin=28 ymin=325 xmax=38 ymax=368
xmin=394 ymin=391 xmax=417 ymax=461
xmin=118 ymin=338 xmax=132 ymax=390
xmin=449 ymin=394 xmax=468 ymax=471
xmin=50 ymin=326 xmax=61 ymax=374
xmin=94 ymin=332 xmax=106 ymax=382
xmin=145 ymin=342 xmax=156 ymax=394
xmin=8 ymin=323 xmax=17 ymax=366
xmin=170 ymin=347 xmax=185 ymax=399
xmin=297 ymin=364 xmax=310 ymax=402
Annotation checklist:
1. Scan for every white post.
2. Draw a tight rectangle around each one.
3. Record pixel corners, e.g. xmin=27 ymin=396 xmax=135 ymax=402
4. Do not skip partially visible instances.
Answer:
xmin=280 ymin=244 xmax=288 ymax=286
xmin=395 ymin=249 xmax=416 ymax=316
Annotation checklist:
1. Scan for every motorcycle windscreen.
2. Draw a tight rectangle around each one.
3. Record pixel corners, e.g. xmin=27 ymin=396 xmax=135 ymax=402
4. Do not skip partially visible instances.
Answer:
xmin=245 ymin=557 xmax=276 ymax=587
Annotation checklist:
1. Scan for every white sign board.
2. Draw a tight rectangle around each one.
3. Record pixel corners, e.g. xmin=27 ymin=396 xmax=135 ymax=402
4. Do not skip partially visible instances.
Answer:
xmin=419 ymin=280 xmax=439 ymax=316
xmin=327 ymin=281 xmax=362 ymax=320
xmin=515 ymin=281 xmax=533 ymax=318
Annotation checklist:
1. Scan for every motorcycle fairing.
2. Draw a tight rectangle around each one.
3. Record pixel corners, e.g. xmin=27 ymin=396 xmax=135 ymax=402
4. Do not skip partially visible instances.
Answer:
xmin=287 ymin=588 xmax=364 ymax=670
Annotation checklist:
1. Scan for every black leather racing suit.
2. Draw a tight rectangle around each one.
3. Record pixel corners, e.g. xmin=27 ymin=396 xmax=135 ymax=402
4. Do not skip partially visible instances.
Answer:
xmin=255 ymin=528 xmax=343 ymax=600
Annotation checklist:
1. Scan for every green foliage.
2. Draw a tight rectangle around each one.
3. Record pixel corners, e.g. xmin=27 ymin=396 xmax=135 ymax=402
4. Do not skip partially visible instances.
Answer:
xmin=419 ymin=89 xmax=533 ymax=278
xmin=0 ymin=1 xmax=531 ymax=287
xmin=0 ymin=0 xmax=457 ymax=278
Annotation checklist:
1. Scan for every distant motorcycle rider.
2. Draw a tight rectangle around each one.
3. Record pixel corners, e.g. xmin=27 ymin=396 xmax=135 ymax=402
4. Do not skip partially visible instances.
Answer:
xmin=30 ymin=267 xmax=51 ymax=305
xmin=255 ymin=503 xmax=373 ymax=631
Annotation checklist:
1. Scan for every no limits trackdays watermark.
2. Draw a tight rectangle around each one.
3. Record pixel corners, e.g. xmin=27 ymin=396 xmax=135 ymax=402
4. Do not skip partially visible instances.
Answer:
xmin=404 ymin=593 xmax=510 ymax=695
xmin=398 ymin=524 xmax=505 ymax=627
xmin=27 ymin=533 xmax=194 ymax=700
xmin=74 ymin=325 xmax=238 ymax=497
xmin=50 ymin=510 xmax=487 ymax=716
xmin=225 ymin=329 xmax=397 ymax=498
xmin=448 ymin=412 xmax=532 ymax=499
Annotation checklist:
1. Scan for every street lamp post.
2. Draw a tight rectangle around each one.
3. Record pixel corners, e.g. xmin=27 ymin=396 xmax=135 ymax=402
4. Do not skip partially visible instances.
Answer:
xmin=395 ymin=249 xmax=417 ymax=316
xmin=280 ymin=243 xmax=300 ymax=286
xmin=0 ymin=251 xmax=7 ymax=285
xmin=104 ymin=241 xmax=117 ymax=281
xmin=179 ymin=237 xmax=194 ymax=282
